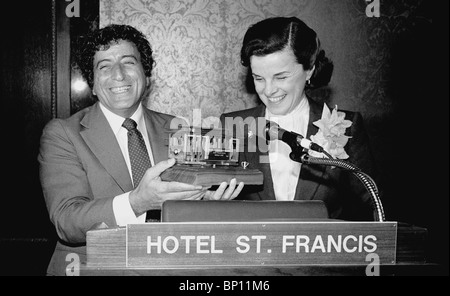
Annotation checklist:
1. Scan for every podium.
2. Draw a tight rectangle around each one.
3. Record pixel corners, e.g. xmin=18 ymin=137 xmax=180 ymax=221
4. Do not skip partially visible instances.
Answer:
xmin=80 ymin=221 xmax=439 ymax=276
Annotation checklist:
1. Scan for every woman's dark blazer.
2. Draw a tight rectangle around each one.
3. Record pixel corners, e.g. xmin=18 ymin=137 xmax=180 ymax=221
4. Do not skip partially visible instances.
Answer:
xmin=220 ymin=97 xmax=379 ymax=221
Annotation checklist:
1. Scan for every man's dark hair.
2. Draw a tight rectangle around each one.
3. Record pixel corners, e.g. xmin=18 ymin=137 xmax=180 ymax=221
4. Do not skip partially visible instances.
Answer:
xmin=76 ymin=24 xmax=154 ymax=88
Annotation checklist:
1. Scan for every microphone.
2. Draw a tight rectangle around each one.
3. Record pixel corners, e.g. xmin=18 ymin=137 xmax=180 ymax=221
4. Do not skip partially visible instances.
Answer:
xmin=265 ymin=121 xmax=324 ymax=153
xmin=265 ymin=122 xmax=385 ymax=221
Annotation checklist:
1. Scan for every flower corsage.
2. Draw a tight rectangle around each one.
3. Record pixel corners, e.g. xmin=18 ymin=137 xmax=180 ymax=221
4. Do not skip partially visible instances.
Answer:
xmin=308 ymin=104 xmax=352 ymax=159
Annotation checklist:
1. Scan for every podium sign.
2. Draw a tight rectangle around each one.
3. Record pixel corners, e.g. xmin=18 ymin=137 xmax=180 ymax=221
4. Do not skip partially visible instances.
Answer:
xmin=125 ymin=222 xmax=397 ymax=268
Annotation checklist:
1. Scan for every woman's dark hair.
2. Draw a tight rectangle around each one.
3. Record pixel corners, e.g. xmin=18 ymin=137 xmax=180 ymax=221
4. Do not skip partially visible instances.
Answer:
xmin=241 ymin=17 xmax=333 ymax=91
xmin=76 ymin=24 xmax=154 ymax=89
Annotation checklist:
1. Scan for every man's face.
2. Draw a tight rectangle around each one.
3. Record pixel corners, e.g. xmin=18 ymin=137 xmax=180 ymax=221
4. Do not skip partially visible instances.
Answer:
xmin=250 ymin=47 xmax=314 ymax=116
xmin=92 ymin=39 xmax=149 ymax=118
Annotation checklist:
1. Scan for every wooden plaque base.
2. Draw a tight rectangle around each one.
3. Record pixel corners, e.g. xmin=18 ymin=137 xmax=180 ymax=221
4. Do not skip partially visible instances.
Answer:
xmin=160 ymin=165 xmax=263 ymax=187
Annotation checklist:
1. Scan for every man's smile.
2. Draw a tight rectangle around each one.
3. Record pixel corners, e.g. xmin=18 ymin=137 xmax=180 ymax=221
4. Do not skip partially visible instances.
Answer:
xmin=110 ymin=85 xmax=131 ymax=94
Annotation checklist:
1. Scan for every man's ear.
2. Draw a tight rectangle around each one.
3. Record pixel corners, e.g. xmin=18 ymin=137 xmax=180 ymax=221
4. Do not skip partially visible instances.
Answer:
xmin=141 ymin=77 xmax=152 ymax=104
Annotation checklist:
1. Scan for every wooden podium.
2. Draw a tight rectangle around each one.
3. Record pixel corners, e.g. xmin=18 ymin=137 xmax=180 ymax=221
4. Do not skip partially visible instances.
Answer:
xmin=80 ymin=221 xmax=438 ymax=276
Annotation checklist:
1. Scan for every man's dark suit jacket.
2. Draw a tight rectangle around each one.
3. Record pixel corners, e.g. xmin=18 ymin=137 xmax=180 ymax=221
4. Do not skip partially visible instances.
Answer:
xmin=38 ymin=102 xmax=175 ymax=276
xmin=221 ymin=97 xmax=378 ymax=222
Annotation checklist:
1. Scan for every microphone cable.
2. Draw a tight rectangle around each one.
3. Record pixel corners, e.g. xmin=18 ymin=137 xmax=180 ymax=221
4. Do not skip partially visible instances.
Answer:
xmin=299 ymin=153 xmax=386 ymax=222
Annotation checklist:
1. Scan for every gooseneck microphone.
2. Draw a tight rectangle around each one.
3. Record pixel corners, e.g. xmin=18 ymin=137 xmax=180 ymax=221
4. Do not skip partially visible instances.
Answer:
xmin=264 ymin=121 xmax=325 ymax=153
xmin=263 ymin=121 xmax=385 ymax=222
xmin=264 ymin=121 xmax=385 ymax=221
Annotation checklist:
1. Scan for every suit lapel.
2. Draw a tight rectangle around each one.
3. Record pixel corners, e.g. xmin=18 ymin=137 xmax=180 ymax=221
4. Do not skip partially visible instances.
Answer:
xmin=294 ymin=98 xmax=327 ymax=200
xmin=143 ymin=108 xmax=173 ymax=164
xmin=242 ymin=105 xmax=276 ymax=200
xmin=80 ymin=102 xmax=133 ymax=193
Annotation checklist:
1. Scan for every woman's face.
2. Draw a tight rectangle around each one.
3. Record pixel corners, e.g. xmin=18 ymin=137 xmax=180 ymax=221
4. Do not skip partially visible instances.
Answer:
xmin=250 ymin=47 xmax=314 ymax=116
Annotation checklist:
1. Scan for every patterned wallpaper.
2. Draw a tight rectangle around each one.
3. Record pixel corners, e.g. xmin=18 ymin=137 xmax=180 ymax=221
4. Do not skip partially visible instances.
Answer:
xmin=100 ymin=0 xmax=430 ymax=124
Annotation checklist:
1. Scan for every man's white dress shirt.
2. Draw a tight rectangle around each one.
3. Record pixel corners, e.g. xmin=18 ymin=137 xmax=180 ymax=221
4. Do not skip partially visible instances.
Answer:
xmin=99 ymin=103 xmax=155 ymax=225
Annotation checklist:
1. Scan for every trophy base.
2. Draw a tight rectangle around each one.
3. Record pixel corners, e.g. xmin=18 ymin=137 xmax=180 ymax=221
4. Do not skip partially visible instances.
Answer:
xmin=160 ymin=164 xmax=263 ymax=187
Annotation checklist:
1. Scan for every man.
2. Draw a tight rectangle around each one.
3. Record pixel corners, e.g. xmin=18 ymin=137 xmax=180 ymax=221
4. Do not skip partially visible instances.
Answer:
xmin=38 ymin=24 xmax=243 ymax=276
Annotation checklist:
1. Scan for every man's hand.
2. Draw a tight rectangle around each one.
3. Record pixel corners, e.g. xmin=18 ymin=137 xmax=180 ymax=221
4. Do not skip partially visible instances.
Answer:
xmin=129 ymin=158 xmax=205 ymax=216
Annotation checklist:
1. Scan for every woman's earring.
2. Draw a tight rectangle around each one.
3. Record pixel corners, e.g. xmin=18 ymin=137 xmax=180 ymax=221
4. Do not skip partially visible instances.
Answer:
xmin=306 ymin=79 xmax=310 ymax=85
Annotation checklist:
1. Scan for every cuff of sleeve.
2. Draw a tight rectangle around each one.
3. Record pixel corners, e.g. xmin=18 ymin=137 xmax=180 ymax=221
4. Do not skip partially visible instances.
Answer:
xmin=113 ymin=192 xmax=146 ymax=226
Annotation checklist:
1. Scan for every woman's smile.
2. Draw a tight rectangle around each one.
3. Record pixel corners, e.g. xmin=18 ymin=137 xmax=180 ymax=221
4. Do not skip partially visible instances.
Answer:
xmin=267 ymin=94 xmax=286 ymax=103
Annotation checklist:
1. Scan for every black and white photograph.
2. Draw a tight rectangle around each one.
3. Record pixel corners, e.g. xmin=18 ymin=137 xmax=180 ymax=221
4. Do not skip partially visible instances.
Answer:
xmin=0 ymin=0 xmax=447 ymax=285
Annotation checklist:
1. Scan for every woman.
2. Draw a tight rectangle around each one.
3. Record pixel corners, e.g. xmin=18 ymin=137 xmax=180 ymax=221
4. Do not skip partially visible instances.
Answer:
xmin=221 ymin=17 xmax=379 ymax=221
